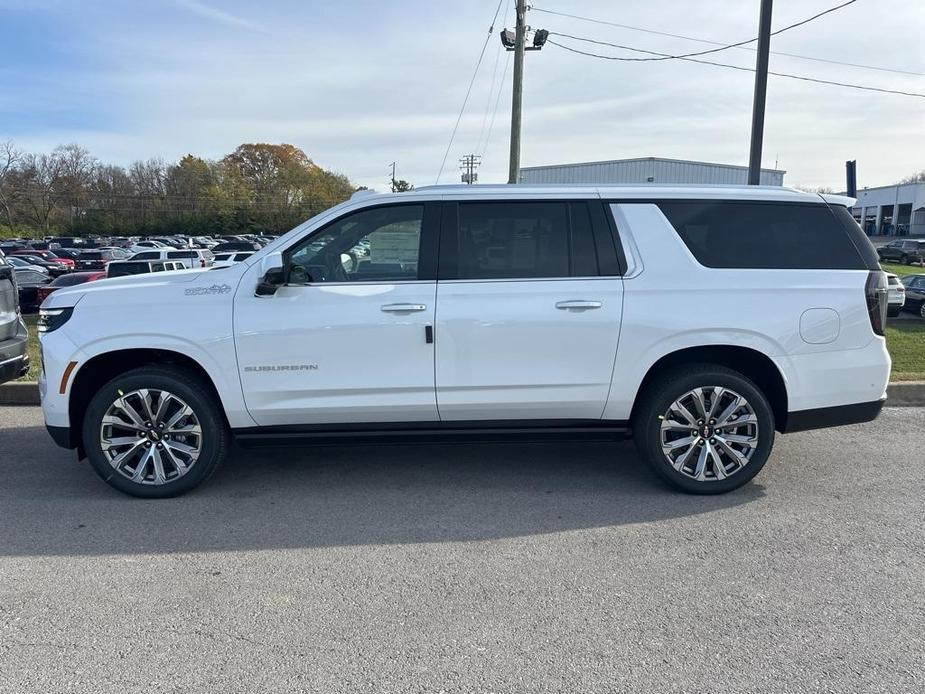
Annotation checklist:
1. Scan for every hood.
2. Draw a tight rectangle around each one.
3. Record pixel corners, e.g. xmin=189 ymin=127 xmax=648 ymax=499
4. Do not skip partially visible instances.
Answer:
xmin=42 ymin=267 xmax=210 ymax=309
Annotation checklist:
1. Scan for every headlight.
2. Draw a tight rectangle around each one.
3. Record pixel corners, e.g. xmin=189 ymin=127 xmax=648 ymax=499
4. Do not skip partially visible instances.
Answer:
xmin=37 ymin=307 xmax=74 ymax=333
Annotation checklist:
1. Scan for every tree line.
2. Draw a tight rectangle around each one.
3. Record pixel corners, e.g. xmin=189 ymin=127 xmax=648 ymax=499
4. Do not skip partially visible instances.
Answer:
xmin=0 ymin=141 xmax=356 ymax=239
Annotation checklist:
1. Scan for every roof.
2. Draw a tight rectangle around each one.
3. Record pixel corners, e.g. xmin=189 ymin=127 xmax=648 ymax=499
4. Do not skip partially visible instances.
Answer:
xmin=355 ymin=184 xmax=848 ymax=205
xmin=520 ymin=156 xmax=787 ymax=174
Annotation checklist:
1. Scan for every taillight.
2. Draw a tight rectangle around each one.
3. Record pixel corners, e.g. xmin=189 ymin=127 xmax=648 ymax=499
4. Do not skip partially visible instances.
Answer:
xmin=865 ymin=271 xmax=888 ymax=336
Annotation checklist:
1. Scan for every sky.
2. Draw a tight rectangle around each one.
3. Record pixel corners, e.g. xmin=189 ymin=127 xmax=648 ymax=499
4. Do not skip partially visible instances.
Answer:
xmin=0 ymin=0 xmax=922 ymax=191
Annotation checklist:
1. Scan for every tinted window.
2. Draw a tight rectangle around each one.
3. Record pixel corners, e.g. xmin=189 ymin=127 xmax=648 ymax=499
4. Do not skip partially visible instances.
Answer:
xmin=78 ymin=252 xmax=103 ymax=260
xmin=659 ymin=202 xmax=867 ymax=270
xmin=167 ymin=251 xmax=195 ymax=259
xmin=289 ymin=205 xmax=423 ymax=283
xmin=453 ymin=201 xmax=597 ymax=280
xmin=134 ymin=252 xmax=158 ymax=260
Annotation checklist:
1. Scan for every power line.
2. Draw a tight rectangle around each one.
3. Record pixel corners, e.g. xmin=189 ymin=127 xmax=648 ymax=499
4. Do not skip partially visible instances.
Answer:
xmin=548 ymin=0 xmax=861 ymax=63
xmin=476 ymin=42 xmax=505 ymax=155
xmin=435 ymin=0 xmax=506 ymax=184
xmin=546 ymin=35 xmax=925 ymax=98
xmin=481 ymin=50 xmax=512 ymax=159
xmin=531 ymin=6 xmax=925 ymax=77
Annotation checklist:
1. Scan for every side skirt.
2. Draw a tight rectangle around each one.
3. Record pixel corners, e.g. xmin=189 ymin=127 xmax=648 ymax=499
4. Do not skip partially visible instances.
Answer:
xmin=231 ymin=419 xmax=632 ymax=447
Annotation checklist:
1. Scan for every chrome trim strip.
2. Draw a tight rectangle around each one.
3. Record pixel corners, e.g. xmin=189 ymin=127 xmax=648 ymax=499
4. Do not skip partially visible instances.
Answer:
xmin=609 ymin=204 xmax=645 ymax=279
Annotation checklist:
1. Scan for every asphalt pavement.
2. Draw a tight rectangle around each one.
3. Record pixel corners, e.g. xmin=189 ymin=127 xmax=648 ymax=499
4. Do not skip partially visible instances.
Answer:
xmin=0 ymin=406 xmax=923 ymax=693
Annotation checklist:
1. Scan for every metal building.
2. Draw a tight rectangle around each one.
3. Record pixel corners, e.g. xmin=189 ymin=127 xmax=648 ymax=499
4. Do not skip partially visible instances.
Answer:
xmin=519 ymin=157 xmax=786 ymax=186
xmin=850 ymin=182 xmax=925 ymax=236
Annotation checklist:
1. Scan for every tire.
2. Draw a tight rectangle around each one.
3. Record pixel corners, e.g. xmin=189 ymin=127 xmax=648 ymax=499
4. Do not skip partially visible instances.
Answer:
xmin=920 ymin=303 xmax=925 ymax=320
xmin=633 ymin=364 xmax=775 ymax=494
xmin=900 ymin=254 xmax=909 ymax=265
xmin=82 ymin=365 xmax=229 ymax=498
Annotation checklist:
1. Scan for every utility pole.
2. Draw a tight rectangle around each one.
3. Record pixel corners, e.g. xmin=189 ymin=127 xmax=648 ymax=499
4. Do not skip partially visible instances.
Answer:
xmin=389 ymin=162 xmax=397 ymax=192
xmin=460 ymin=154 xmax=481 ymax=184
xmin=846 ymin=160 xmax=857 ymax=198
xmin=507 ymin=0 xmax=527 ymax=184
xmin=747 ymin=0 xmax=773 ymax=186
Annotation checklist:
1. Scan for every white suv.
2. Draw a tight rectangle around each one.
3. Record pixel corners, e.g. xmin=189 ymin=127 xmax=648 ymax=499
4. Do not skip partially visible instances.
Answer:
xmin=37 ymin=185 xmax=890 ymax=497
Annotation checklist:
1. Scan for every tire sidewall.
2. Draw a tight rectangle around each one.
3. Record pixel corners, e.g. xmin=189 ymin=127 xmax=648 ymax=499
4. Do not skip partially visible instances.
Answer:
xmin=636 ymin=367 xmax=775 ymax=494
xmin=82 ymin=367 xmax=226 ymax=498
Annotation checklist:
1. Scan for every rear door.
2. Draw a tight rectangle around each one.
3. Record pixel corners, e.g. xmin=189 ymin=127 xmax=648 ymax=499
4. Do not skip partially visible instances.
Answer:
xmin=435 ymin=199 xmax=624 ymax=421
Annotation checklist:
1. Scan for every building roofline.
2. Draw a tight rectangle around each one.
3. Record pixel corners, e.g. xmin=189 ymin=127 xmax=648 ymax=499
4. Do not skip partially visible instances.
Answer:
xmin=520 ymin=156 xmax=786 ymax=174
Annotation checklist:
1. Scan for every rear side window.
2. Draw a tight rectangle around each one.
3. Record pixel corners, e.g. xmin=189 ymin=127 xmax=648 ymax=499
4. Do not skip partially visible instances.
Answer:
xmin=134 ymin=252 xmax=158 ymax=260
xmin=659 ymin=202 xmax=868 ymax=270
xmin=167 ymin=251 xmax=195 ymax=259
xmin=450 ymin=201 xmax=599 ymax=280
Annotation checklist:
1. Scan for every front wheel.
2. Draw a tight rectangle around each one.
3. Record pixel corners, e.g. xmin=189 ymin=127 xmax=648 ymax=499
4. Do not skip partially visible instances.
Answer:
xmin=633 ymin=365 xmax=775 ymax=494
xmin=82 ymin=366 xmax=229 ymax=498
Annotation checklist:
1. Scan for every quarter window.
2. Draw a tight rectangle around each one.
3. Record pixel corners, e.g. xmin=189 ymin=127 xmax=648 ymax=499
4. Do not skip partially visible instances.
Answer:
xmin=658 ymin=202 xmax=867 ymax=270
xmin=288 ymin=204 xmax=424 ymax=283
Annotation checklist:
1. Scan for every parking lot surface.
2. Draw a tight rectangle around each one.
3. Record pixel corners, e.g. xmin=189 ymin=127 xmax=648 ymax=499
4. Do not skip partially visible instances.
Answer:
xmin=1 ymin=406 xmax=923 ymax=693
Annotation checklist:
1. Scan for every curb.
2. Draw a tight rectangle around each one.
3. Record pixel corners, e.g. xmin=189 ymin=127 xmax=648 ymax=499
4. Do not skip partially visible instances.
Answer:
xmin=0 ymin=381 xmax=42 ymax=406
xmin=3 ymin=381 xmax=925 ymax=408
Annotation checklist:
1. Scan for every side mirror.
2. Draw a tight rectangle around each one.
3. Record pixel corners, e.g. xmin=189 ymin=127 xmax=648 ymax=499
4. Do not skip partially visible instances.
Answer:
xmin=255 ymin=251 xmax=285 ymax=297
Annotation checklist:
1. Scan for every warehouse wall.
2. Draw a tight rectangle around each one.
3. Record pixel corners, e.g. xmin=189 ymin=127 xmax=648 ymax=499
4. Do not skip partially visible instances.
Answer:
xmin=520 ymin=158 xmax=785 ymax=186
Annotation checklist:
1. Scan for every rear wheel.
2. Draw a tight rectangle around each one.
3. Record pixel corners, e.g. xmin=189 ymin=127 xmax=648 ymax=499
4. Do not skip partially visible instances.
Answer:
xmin=633 ymin=365 xmax=775 ymax=494
xmin=82 ymin=366 xmax=229 ymax=498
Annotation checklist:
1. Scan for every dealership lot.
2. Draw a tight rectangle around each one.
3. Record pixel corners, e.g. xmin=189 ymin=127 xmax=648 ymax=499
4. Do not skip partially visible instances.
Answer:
xmin=1 ymin=405 xmax=923 ymax=692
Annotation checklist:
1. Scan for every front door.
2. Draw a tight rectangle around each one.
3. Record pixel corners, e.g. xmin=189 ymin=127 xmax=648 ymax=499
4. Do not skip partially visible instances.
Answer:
xmin=234 ymin=202 xmax=440 ymax=426
xmin=435 ymin=199 xmax=624 ymax=421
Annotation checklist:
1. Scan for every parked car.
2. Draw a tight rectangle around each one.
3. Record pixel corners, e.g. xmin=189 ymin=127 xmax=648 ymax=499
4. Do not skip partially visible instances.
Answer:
xmin=106 ymin=260 xmax=185 ymax=278
xmin=212 ymin=251 xmax=254 ymax=267
xmin=211 ymin=241 xmax=261 ymax=253
xmin=886 ymin=273 xmax=906 ymax=317
xmin=128 ymin=248 xmax=214 ymax=269
xmin=12 ymin=265 xmax=52 ymax=312
xmin=129 ymin=240 xmax=172 ymax=254
xmin=51 ymin=248 xmax=82 ymax=263
xmin=75 ymin=249 xmax=129 ymax=270
xmin=877 ymin=239 xmax=925 ymax=265
xmin=36 ymin=185 xmax=891 ymax=498
xmin=8 ymin=248 xmax=76 ymax=271
xmin=37 ymin=271 xmax=107 ymax=304
xmin=900 ymin=274 xmax=925 ymax=318
xmin=0 ymin=254 xmax=30 ymax=383
xmin=11 ymin=254 xmax=70 ymax=277
xmin=5 ymin=256 xmax=50 ymax=274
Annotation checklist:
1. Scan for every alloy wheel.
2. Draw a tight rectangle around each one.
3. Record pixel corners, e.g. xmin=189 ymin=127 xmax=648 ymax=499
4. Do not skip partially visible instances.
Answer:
xmin=99 ymin=388 xmax=203 ymax=485
xmin=659 ymin=386 xmax=759 ymax=482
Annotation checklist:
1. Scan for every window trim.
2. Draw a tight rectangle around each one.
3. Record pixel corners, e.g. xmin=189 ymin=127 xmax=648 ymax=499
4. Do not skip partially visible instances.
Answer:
xmin=281 ymin=201 xmax=440 ymax=286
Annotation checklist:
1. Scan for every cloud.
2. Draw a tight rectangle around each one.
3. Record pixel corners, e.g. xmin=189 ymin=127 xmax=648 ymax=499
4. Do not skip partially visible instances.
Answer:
xmin=172 ymin=0 xmax=267 ymax=33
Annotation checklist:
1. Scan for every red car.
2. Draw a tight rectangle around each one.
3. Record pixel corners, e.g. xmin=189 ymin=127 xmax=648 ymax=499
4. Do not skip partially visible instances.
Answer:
xmin=9 ymin=249 xmax=76 ymax=270
xmin=36 ymin=271 xmax=106 ymax=303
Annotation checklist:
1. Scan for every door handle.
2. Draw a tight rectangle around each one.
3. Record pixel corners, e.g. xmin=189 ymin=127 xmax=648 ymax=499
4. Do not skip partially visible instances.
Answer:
xmin=381 ymin=303 xmax=428 ymax=312
xmin=555 ymin=300 xmax=602 ymax=310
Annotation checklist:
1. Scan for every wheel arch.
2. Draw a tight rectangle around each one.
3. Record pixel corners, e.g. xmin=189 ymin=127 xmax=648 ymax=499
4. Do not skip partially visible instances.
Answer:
xmin=68 ymin=348 xmax=228 ymax=453
xmin=629 ymin=345 xmax=789 ymax=432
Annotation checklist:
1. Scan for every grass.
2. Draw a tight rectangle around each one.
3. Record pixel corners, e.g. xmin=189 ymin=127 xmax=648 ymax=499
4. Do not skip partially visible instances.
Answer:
xmin=885 ymin=322 xmax=925 ymax=382
xmin=18 ymin=314 xmax=41 ymax=381
xmin=881 ymin=262 xmax=925 ymax=277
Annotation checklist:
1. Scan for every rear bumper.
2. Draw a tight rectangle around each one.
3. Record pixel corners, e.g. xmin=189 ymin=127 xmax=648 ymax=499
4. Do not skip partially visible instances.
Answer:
xmin=0 ymin=321 xmax=30 ymax=385
xmin=782 ymin=398 xmax=885 ymax=434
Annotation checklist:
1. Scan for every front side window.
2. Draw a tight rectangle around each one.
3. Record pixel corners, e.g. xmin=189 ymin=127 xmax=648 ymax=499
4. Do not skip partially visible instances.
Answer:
xmin=452 ymin=201 xmax=597 ymax=280
xmin=288 ymin=204 xmax=423 ymax=284
xmin=134 ymin=252 xmax=158 ymax=260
